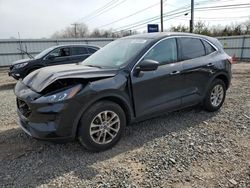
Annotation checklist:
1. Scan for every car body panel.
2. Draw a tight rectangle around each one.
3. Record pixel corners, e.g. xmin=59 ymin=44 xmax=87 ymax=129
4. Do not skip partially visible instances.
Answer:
xmin=23 ymin=64 xmax=118 ymax=92
xmin=14 ymin=32 xmax=232 ymax=142
xmin=131 ymin=62 xmax=184 ymax=118
xmin=15 ymin=72 xmax=133 ymax=140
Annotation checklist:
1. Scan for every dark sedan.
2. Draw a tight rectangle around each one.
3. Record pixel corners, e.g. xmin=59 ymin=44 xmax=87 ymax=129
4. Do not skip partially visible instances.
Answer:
xmin=9 ymin=44 xmax=99 ymax=79
xmin=14 ymin=32 xmax=232 ymax=151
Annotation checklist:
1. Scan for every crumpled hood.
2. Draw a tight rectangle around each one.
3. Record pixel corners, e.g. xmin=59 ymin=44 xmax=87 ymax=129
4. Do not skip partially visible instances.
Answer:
xmin=11 ymin=58 xmax=34 ymax=65
xmin=22 ymin=64 xmax=118 ymax=92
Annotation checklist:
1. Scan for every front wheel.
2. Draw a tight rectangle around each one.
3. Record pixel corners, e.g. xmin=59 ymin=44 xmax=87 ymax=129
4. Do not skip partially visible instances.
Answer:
xmin=77 ymin=101 xmax=126 ymax=151
xmin=203 ymin=79 xmax=226 ymax=112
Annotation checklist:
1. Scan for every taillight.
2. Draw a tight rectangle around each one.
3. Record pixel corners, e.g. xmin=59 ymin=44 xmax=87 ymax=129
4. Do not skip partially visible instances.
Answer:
xmin=228 ymin=57 xmax=233 ymax=64
xmin=228 ymin=54 xmax=236 ymax=64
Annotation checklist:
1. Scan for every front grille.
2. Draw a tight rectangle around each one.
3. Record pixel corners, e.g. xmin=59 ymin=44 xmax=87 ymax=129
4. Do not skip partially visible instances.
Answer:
xmin=17 ymin=99 xmax=31 ymax=117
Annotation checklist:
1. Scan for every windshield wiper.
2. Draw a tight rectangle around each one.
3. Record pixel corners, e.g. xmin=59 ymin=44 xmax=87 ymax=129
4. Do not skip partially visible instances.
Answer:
xmin=85 ymin=65 xmax=103 ymax=68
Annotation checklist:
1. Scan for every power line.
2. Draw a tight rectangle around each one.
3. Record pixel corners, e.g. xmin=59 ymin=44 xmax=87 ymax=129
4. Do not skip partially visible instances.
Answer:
xmin=113 ymin=9 xmax=191 ymax=33
xmin=130 ymin=14 xmax=189 ymax=31
xmin=77 ymin=0 xmax=118 ymax=22
xmin=84 ymin=0 xmax=127 ymax=23
xmin=114 ymin=8 xmax=191 ymax=32
xmin=177 ymin=16 xmax=249 ymax=20
xmin=98 ymin=0 xmax=206 ymax=30
xmin=195 ymin=3 xmax=250 ymax=10
xmin=112 ymin=0 xmax=212 ymax=32
xmin=113 ymin=3 xmax=250 ymax=33
xmin=98 ymin=1 xmax=164 ymax=29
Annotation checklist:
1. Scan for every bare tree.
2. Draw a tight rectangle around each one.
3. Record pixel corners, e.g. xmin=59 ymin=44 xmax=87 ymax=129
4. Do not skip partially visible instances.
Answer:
xmin=76 ymin=23 xmax=89 ymax=38
xmin=90 ymin=29 xmax=102 ymax=37
xmin=243 ymin=17 xmax=250 ymax=34
xmin=51 ymin=23 xmax=89 ymax=38
xmin=169 ymin=25 xmax=189 ymax=32
xmin=194 ymin=21 xmax=210 ymax=35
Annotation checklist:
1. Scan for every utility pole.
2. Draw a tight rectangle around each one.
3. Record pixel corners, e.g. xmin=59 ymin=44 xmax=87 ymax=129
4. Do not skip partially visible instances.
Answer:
xmin=160 ymin=0 xmax=164 ymax=32
xmin=190 ymin=0 xmax=194 ymax=33
xmin=71 ymin=23 xmax=78 ymax=38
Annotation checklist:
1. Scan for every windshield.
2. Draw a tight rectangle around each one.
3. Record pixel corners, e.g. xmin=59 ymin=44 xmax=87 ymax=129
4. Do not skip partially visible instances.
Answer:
xmin=81 ymin=38 xmax=151 ymax=68
xmin=34 ymin=46 xmax=56 ymax=59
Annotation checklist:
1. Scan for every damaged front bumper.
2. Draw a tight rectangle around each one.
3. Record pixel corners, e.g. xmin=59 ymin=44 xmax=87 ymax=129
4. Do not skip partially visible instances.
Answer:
xmin=14 ymin=81 xmax=84 ymax=142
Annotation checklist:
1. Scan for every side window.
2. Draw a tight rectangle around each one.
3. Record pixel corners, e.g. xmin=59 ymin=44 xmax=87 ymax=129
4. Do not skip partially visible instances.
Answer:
xmin=179 ymin=38 xmax=205 ymax=60
xmin=87 ymin=48 xmax=97 ymax=54
xmin=71 ymin=47 xmax=88 ymax=56
xmin=49 ymin=48 xmax=70 ymax=57
xmin=202 ymin=40 xmax=216 ymax=55
xmin=144 ymin=38 xmax=177 ymax=65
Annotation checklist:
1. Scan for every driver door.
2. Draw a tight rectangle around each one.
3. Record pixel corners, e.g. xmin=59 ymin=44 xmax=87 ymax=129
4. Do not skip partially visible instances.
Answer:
xmin=131 ymin=38 xmax=184 ymax=118
xmin=44 ymin=47 xmax=71 ymax=66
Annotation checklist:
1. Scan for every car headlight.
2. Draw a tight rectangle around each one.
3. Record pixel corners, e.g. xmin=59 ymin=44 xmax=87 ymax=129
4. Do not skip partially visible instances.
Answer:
xmin=14 ymin=62 xmax=28 ymax=69
xmin=35 ymin=84 xmax=82 ymax=103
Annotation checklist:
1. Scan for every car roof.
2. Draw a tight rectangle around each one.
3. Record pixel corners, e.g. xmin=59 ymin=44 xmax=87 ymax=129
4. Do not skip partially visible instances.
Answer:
xmin=51 ymin=44 xmax=100 ymax=49
xmin=124 ymin=32 xmax=209 ymax=39
xmin=123 ymin=32 xmax=222 ymax=50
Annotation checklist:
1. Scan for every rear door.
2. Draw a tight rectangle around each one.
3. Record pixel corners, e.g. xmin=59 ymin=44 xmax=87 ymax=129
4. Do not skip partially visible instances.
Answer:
xmin=131 ymin=38 xmax=185 ymax=118
xmin=177 ymin=37 xmax=217 ymax=106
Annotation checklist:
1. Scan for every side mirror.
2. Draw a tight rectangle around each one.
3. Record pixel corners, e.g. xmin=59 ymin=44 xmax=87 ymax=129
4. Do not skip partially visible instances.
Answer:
xmin=47 ymin=54 xmax=55 ymax=60
xmin=136 ymin=59 xmax=159 ymax=72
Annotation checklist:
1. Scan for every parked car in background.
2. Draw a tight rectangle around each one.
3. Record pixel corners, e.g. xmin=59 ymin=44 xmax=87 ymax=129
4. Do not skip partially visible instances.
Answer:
xmin=14 ymin=32 xmax=232 ymax=151
xmin=9 ymin=44 xmax=99 ymax=79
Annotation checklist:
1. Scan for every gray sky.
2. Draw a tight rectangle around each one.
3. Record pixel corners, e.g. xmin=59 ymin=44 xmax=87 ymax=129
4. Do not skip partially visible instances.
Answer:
xmin=0 ymin=0 xmax=249 ymax=39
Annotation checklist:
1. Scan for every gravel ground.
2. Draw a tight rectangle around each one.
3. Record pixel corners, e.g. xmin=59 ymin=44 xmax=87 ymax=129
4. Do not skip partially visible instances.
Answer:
xmin=0 ymin=63 xmax=249 ymax=188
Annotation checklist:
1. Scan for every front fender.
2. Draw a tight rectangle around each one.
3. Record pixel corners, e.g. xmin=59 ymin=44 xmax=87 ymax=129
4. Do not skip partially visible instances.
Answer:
xmin=71 ymin=73 xmax=134 ymax=138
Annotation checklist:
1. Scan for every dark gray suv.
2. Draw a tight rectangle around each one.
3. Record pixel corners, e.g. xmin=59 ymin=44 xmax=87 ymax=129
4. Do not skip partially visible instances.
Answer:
xmin=9 ymin=44 xmax=99 ymax=79
xmin=14 ymin=32 xmax=232 ymax=151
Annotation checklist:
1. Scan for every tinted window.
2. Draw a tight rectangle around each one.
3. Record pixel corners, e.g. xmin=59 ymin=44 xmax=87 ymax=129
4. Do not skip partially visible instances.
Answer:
xmin=49 ymin=48 xmax=70 ymax=57
xmin=144 ymin=38 xmax=177 ymax=65
xmin=202 ymin=40 xmax=216 ymax=55
xmin=87 ymin=48 xmax=97 ymax=53
xmin=71 ymin=47 xmax=88 ymax=55
xmin=179 ymin=38 xmax=205 ymax=60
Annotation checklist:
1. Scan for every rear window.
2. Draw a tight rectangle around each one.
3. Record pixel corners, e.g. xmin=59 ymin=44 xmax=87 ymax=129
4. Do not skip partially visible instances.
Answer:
xmin=71 ymin=47 xmax=88 ymax=55
xmin=179 ymin=38 xmax=205 ymax=60
xmin=202 ymin=40 xmax=216 ymax=55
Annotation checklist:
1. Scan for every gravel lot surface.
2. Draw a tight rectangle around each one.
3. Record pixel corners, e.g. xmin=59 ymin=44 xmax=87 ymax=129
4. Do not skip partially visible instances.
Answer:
xmin=0 ymin=63 xmax=249 ymax=188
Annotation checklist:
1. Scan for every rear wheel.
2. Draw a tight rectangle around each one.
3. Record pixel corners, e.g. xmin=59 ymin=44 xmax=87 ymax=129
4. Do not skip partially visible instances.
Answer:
xmin=77 ymin=101 xmax=126 ymax=151
xmin=203 ymin=79 xmax=226 ymax=112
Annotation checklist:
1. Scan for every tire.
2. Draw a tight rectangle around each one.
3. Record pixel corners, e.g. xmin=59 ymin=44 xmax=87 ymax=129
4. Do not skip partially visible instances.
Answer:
xmin=203 ymin=79 xmax=226 ymax=112
xmin=77 ymin=101 xmax=126 ymax=151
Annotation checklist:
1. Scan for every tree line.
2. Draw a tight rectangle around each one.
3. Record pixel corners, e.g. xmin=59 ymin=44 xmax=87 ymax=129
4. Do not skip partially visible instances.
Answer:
xmin=170 ymin=19 xmax=250 ymax=36
xmin=51 ymin=23 xmax=137 ymax=38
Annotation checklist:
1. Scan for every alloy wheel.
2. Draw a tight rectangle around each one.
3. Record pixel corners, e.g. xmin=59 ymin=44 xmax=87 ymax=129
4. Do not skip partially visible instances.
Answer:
xmin=89 ymin=111 xmax=120 ymax=144
xmin=210 ymin=84 xmax=224 ymax=107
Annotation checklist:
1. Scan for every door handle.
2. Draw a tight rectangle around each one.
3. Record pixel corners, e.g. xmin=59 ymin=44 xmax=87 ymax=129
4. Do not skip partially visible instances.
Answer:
xmin=207 ymin=63 xmax=214 ymax=67
xmin=170 ymin=70 xmax=180 ymax=75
